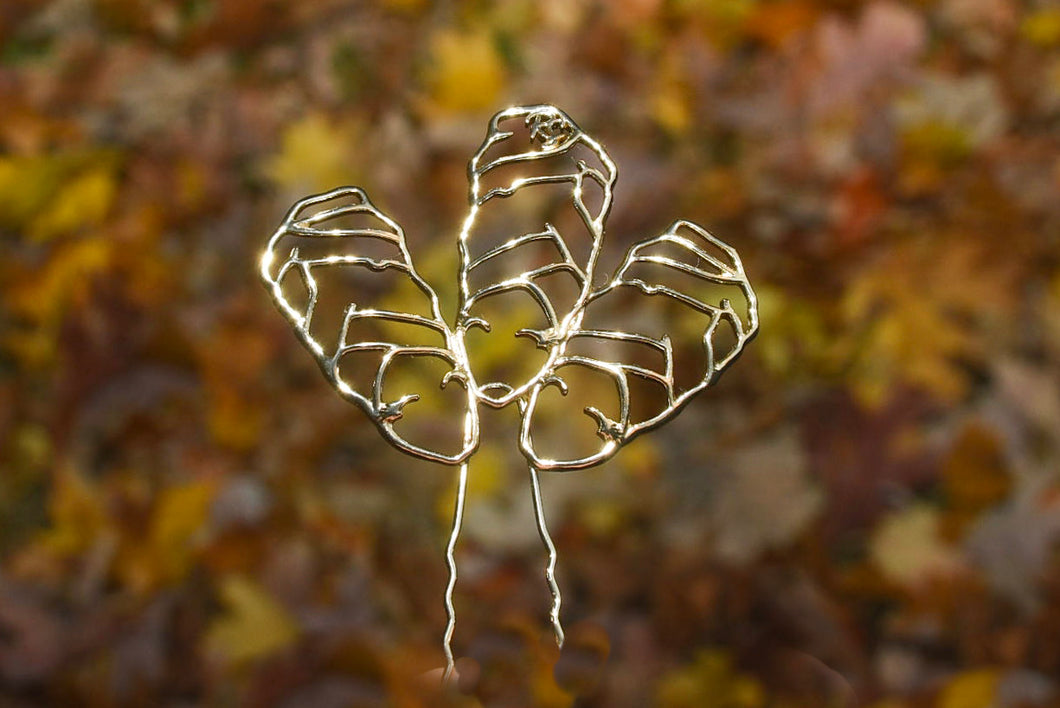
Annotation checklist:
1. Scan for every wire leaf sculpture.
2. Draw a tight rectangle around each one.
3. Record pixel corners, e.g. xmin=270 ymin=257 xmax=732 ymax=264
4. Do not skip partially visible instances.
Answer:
xmin=260 ymin=105 xmax=758 ymax=682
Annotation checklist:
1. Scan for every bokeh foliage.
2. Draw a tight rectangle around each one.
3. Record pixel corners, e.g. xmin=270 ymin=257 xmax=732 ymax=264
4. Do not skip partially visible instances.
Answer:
xmin=1 ymin=1 xmax=1059 ymax=706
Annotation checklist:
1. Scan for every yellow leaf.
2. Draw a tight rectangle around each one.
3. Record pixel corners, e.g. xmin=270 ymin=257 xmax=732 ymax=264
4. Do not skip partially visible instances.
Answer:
xmin=11 ymin=424 xmax=52 ymax=470
xmin=175 ymin=158 xmax=208 ymax=212
xmin=266 ymin=113 xmax=361 ymax=193
xmin=902 ymin=121 xmax=973 ymax=165
xmin=533 ymin=656 xmax=575 ymax=708
xmin=898 ymin=121 xmax=972 ymax=194
xmin=0 ymin=155 xmax=63 ymax=229
xmin=869 ymin=504 xmax=960 ymax=588
xmin=752 ymin=284 xmax=831 ymax=380
xmin=206 ymin=389 xmax=266 ymax=451
xmin=937 ymin=669 xmax=1000 ymax=708
xmin=28 ymin=167 xmax=117 ymax=242
xmin=4 ymin=235 xmax=113 ymax=367
xmin=9 ymin=236 xmax=113 ymax=318
xmin=651 ymin=82 xmax=692 ymax=135
xmin=427 ymin=29 xmax=506 ymax=113
xmin=205 ymin=576 xmax=299 ymax=666
xmin=0 ymin=150 xmax=120 ymax=233
xmin=1022 ymin=8 xmax=1060 ymax=47
xmin=151 ymin=481 xmax=217 ymax=581
xmin=462 ymin=296 xmax=548 ymax=384
xmin=113 ymin=480 xmax=217 ymax=593
xmin=656 ymin=649 xmax=766 ymax=708
xmin=618 ymin=436 xmax=660 ymax=478
xmin=841 ymin=241 xmax=1012 ymax=407
xmin=579 ymin=497 xmax=628 ymax=539
xmin=38 ymin=466 xmax=109 ymax=557
xmin=435 ymin=441 xmax=507 ymax=525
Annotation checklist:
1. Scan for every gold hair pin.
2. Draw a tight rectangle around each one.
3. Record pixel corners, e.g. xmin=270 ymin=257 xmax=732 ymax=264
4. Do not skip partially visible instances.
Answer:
xmin=259 ymin=105 xmax=758 ymax=682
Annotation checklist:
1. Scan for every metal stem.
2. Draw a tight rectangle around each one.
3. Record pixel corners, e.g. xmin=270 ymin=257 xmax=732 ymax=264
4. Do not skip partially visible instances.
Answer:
xmin=442 ymin=411 xmax=473 ymax=685
xmin=529 ymin=464 xmax=564 ymax=648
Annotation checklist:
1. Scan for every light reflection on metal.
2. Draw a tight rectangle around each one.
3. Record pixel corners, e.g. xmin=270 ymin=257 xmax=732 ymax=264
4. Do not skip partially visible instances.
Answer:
xmin=259 ymin=105 xmax=758 ymax=683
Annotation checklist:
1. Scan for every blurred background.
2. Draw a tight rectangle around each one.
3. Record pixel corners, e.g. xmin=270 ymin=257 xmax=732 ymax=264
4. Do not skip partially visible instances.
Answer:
xmin=2 ymin=0 xmax=1059 ymax=706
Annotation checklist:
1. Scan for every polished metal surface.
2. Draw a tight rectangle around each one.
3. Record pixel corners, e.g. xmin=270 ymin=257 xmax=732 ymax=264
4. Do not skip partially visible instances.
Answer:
xmin=260 ymin=105 xmax=758 ymax=682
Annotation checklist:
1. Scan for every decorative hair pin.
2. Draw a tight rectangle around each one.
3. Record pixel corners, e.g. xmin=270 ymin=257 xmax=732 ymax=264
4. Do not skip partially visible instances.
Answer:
xmin=260 ymin=105 xmax=758 ymax=682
